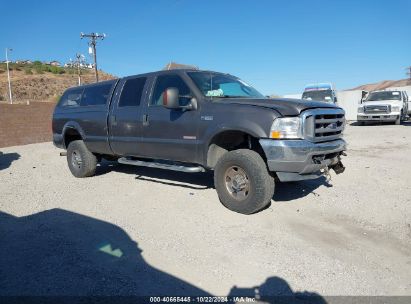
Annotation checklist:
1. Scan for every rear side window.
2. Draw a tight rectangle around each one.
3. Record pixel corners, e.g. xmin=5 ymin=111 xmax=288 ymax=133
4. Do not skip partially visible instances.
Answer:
xmin=58 ymin=88 xmax=83 ymax=107
xmin=118 ymin=77 xmax=147 ymax=107
xmin=81 ymin=83 xmax=113 ymax=106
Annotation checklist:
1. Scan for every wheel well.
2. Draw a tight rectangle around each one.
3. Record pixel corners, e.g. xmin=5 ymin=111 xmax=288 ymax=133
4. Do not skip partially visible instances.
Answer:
xmin=64 ymin=128 xmax=82 ymax=148
xmin=207 ymin=131 xmax=266 ymax=168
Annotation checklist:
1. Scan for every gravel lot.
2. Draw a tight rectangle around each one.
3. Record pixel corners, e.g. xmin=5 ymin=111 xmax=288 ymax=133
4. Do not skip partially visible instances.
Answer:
xmin=1 ymin=123 xmax=410 ymax=298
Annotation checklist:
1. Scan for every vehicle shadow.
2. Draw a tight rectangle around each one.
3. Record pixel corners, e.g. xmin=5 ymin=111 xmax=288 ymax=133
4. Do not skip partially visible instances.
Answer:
xmin=273 ymin=177 xmax=331 ymax=202
xmin=0 ymin=151 xmax=20 ymax=170
xmin=350 ymin=121 xmax=411 ymax=126
xmin=96 ymin=161 xmax=330 ymax=199
xmin=0 ymin=209 xmax=326 ymax=303
xmin=350 ymin=121 xmax=392 ymax=126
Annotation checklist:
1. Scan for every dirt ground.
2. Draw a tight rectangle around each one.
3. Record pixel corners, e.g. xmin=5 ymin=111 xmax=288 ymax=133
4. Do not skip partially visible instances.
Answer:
xmin=0 ymin=123 xmax=410 ymax=299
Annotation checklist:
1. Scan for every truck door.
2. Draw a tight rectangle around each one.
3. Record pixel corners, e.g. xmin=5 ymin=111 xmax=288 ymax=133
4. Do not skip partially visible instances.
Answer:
xmin=139 ymin=73 xmax=200 ymax=164
xmin=108 ymin=76 xmax=149 ymax=156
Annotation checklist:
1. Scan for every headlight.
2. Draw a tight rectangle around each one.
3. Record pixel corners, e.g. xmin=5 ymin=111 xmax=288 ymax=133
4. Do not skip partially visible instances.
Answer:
xmin=392 ymin=106 xmax=400 ymax=112
xmin=357 ymin=106 xmax=364 ymax=113
xmin=270 ymin=117 xmax=302 ymax=139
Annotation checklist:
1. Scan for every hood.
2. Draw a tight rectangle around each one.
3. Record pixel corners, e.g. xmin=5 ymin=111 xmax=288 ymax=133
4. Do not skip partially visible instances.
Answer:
xmin=214 ymin=98 xmax=339 ymax=116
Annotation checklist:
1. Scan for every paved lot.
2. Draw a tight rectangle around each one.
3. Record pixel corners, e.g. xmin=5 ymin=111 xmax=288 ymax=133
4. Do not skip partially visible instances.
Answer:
xmin=0 ymin=123 xmax=410 ymax=298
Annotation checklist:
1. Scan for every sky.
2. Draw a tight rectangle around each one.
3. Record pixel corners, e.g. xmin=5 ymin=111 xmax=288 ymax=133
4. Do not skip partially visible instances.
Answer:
xmin=1 ymin=0 xmax=410 ymax=95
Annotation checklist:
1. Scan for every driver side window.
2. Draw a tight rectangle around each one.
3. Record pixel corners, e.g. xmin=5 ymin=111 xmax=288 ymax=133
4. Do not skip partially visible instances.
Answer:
xmin=150 ymin=74 xmax=191 ymax=106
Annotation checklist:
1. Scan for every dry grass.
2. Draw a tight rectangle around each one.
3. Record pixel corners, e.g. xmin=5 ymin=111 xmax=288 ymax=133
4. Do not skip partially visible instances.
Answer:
xmin=0 ymin=67 xmax=116 ymax=103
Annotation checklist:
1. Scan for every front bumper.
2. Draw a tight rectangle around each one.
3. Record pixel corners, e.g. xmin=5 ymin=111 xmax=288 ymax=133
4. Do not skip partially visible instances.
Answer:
xmin=357 ymin=113 xmax=399 ymax=122
xmin=259 ymin=138 xmax=346 ymax=182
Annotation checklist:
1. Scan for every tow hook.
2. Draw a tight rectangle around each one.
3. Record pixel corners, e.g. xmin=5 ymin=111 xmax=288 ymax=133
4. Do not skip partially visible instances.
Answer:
xmin=330 ymin=161 xmax=345 ymax=175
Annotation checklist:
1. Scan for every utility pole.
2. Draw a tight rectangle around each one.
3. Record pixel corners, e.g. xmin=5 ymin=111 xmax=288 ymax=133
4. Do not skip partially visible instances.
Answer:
xmin=80 ymin=32 xmax=106 ymax=82
xmin=406 ymin=66 xmax=411 ymax=80
xmin=73 ymin=53 xmax=85 ymax=86
xmin=5 ymin=48 xmax=13 ymax=104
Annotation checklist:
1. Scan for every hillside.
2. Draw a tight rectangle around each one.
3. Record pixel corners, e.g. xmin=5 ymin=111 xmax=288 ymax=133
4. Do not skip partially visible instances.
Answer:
xmin=0 ymin=62 xmax=116 ymax=103
xmin=349 ymin=78 xmax=411 ymax=91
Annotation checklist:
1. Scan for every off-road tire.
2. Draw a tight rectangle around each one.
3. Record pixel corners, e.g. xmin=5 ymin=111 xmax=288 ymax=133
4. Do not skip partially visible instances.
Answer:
xmin=67 ymin=140 xmax=97 ymax=178
xmin=214 ymin=149 xmax=275 ymax=214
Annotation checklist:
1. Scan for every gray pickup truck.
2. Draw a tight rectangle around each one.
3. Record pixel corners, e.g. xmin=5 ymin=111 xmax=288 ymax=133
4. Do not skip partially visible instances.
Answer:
xmin=53 ymin=69 xmax=346 ymax=214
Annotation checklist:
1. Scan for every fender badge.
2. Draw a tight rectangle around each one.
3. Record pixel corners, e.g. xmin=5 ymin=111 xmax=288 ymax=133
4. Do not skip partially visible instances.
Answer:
xmin=183 ymin=136 xmax=196 ymax=140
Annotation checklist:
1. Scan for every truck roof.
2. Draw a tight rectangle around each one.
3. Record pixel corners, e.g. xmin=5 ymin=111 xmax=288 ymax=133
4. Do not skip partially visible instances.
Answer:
xmin=65 ymin=69 xmax=233 ymax=91
xmin=304 ymin=83 xmax=333 ymax=91
xmin=124 ymin=69 xmax=230 ymax=79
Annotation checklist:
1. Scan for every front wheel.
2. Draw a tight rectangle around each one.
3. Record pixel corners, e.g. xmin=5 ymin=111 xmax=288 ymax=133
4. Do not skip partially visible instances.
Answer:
xmin=214 ymin=149 xmax=275 ymax=214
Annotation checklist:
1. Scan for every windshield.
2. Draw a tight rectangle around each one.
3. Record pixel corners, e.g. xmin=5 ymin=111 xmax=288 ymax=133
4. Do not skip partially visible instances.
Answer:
xmin=188 ymin=72 xmax=265 ymax=99
xmin=302 ymin=90 xmax=333 ymax=102
xmin=366 ymin=91 xmax=401 ymax=101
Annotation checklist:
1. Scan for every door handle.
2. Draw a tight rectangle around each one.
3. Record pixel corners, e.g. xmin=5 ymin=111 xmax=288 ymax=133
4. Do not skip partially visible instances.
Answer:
xmin=143 ymin=114 xmax=149 ymax=126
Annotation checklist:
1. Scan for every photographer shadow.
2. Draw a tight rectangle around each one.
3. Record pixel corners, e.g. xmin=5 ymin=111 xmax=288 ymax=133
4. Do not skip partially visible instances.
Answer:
xmin=0 ymin=209 xmax=211 ymax=296
xmin=229 ymin=276 xmax=326 ymax=303
xmin=0 ymin=209 xmax=326 ymax=303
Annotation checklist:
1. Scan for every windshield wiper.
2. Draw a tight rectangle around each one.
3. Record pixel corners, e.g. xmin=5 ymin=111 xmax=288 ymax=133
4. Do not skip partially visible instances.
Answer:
xmin=214 ymin=95 xmax=249 ymax=98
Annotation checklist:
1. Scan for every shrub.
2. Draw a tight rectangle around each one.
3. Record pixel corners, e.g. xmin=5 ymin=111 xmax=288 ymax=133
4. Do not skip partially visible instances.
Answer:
xmin=41 ymin=65 xmax=50 ymax=72
xmin=49 ymin=66 xmax=65 ymax=74
xmin=35 ymin=67 xmax=44 ymax=74
xmin=25 ymin=68 xmax=33 ymax=75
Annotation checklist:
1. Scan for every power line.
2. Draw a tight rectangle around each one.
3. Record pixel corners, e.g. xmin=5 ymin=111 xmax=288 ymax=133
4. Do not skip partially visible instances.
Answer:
xmin=80 ymin=32 xmax=106 ymax=82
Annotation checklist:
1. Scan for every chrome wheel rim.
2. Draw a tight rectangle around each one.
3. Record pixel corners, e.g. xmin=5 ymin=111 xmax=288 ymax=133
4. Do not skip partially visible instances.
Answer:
xmin=224 ymin=166 xmax=250 ymax=201
xmin=71 ymin=150 xmax=82 ymax=169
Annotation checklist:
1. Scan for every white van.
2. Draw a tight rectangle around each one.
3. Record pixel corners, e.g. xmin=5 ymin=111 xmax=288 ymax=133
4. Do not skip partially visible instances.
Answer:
xmin=301 ymin=83 xmax=338 ymax=104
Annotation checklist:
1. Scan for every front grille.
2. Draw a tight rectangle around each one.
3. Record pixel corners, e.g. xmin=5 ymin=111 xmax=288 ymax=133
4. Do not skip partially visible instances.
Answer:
xmin=302 ymin=108 xmax=345 ymax=142
xmin=364 ymin=105 xmax=390 ymax=114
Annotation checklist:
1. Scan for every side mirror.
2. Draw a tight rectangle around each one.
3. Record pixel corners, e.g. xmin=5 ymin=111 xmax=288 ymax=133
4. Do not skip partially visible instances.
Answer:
xmin=163 ymin=87 xmax=198 ymax=111
xmin=163 ymin=88 xmax=180 ymax=109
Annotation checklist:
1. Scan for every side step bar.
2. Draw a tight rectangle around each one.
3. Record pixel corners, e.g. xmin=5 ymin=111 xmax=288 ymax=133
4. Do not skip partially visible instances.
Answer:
xmin=118 ymin=157 xmax=205 ymax=173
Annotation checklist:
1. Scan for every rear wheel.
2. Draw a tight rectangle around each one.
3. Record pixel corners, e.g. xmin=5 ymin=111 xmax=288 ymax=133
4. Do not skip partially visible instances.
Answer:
xmin=67 ymin=140 xmax=97 ymax=178
xmin=214 ymin=149 xmax=275 ymax=214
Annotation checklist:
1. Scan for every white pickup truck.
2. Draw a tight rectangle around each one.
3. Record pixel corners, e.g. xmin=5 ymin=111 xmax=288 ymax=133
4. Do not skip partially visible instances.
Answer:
xmin=357 ymin=90 xmax=409 ymax=125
